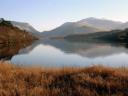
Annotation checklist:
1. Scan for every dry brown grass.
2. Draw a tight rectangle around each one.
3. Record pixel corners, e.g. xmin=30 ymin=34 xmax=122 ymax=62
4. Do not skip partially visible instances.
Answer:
xmin=0 ymin=61 xmax=127 ymax=96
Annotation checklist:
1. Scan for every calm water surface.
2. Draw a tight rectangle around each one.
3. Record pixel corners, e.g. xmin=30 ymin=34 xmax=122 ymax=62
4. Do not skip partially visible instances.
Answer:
xmin=1 ymin=39 xmax=128 ymax=67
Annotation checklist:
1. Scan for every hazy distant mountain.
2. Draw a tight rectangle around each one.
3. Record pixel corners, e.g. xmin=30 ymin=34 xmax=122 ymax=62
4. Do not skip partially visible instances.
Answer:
xmin=11 ymin=21 xmax=41 ymax=37
xmin=42 ymin=21 xmax=103 ymax=37
xmin=78 ymin=17 xmax=123 ymax=30
xmin=41 ymin=17 xmax=125 ymax=37
xmin=118 ymin=22 xmax=128 ymax=30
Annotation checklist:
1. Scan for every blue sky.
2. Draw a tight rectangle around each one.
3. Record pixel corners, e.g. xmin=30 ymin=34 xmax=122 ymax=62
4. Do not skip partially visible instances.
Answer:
xmin=0 ymin=0 xmax=128 ymax=31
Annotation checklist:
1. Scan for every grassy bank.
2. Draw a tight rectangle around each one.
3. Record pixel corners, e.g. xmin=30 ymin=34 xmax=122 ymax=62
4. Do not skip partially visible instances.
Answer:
xmin=0 ymin=62 xmax=127 ymax=96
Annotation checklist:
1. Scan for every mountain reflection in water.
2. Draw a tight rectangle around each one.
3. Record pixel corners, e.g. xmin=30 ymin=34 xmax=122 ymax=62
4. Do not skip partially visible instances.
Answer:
xmin=1 ymin=39 xmax=128 ymax=67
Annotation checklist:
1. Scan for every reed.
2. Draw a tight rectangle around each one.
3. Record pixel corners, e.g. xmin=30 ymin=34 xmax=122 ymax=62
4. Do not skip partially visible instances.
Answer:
xmin=0 ymin=62 xmax=127 ymax=96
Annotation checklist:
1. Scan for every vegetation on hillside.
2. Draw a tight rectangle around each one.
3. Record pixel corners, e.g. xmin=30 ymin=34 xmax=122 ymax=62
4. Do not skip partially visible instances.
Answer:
xmin=0 ymin=18 xmax=37 ymax=44
xmin=0 ymin=62 xmax=127 ymax=96
xmin=0 ymin=18 xmax=12 ymax=27
xmin=64 ymin=29 xmax=128 ymax=43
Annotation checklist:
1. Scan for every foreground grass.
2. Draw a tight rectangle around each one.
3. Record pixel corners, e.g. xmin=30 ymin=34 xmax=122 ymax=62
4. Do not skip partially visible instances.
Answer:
xmin=0 ymin=62 xmax=127 ymax=96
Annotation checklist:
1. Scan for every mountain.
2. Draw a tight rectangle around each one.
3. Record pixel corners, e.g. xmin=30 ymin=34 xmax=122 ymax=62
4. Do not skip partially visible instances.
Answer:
xmin=11 ymin=21 xmax=41 ymax=37
xmin=42 ymin=17 xmax=128 ymax=37
xmin=78 ymin=17 xmax=123 ymax=30
xmin=42 ymin=21 xmax=103 ymax=37
xmin=41 ymin=17 xmax=124 ymax=37
xmin=0 ymin=18 xmax=41 ymax=37
xmin=118 ymin=22 xmax=128 ymax=30
xmin=0 ymin=19 xmax=37 ymax=44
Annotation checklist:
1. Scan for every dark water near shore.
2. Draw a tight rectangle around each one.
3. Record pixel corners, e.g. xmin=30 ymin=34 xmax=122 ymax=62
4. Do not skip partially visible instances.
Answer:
xmin=1 ymin=39 xmax=128 ymax=67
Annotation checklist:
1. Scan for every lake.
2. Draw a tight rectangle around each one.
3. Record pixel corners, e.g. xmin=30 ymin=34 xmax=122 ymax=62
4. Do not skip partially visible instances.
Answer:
xmin=1 ymin=39 xmax=128 ymax=68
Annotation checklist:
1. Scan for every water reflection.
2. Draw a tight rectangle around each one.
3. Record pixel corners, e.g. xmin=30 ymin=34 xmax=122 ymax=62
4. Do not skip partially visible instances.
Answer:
xmin=41 ymin=39 xmax=128 ymax=58
xmin=0 ymin=42 xmax=33 ymax=60
xmin=1 ymin=39 xmax=126 ymax=67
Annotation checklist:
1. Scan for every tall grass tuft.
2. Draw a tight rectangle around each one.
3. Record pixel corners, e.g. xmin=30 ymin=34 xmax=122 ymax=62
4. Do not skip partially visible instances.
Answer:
xmin=0 ymin=62 xmax=127 ymax=96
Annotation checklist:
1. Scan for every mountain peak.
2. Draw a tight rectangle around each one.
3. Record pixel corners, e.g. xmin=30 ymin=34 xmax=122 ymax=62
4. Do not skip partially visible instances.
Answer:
xmin=77 ymin=17 xmax=123 ymax=30
xmin=85 ymin=17 xmax=98 ymax=20
xmin=80 ymin=17 xmax=122 ymax=24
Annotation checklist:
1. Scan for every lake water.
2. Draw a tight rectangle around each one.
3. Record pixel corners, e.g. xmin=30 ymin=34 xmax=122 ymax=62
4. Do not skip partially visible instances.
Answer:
xmin=1 ymin=39 xmax=128 ymax=67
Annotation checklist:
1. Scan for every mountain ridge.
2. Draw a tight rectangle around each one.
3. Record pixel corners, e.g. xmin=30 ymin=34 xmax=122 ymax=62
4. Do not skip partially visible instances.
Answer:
xmin=41 ymin=17 xmax=128 ymax=37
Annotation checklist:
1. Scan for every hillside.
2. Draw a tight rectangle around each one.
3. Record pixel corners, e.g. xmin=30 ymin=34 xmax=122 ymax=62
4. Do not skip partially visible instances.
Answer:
xmin=0 ymin=18 xmax=41 ymax=38
xmin=64 ymin=29 xmax=128 ymax=43
xmin=0 ymin=19 xmax=37 ymax=44
xmin=11 ymin=21 xmax=41 ymax=37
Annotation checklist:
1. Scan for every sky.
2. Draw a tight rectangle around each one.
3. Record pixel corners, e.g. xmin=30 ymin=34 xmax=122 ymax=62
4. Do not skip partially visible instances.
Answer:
xmin=0 ymin=0 xmax=128 ymax=32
